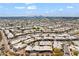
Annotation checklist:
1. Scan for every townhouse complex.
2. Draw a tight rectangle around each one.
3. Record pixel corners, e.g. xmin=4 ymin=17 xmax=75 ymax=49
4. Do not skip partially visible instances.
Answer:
xmin=0 ymin=17 xmax=79 ymax=56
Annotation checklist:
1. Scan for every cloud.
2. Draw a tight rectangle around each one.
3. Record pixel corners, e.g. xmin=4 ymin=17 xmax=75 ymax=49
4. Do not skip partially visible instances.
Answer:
xmin=58 ymin=8 xmax=63 ymax=11
xmin=25 ymin=3 xmax=33 ymax=5
xmin=15 ymin=6 xmax=25 ymax=9
xmin=27 ymin=5 xmax=37 ymax=10
xmin=45 ymin=10 xmax=54 ymax=14
xmin=14 ymin=5 xmax=37 ymax=10
xmin=67 ymin=6 xmax=74 ymax=8
xmin=45 ymin=11 xmax=49 ymax=13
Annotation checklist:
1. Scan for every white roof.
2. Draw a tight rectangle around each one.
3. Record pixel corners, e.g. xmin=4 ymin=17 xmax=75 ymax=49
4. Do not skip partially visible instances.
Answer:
xmin=5 ymin=30 xmax=10 ymax=34
xmin=68 ymin=36 xmax=76 ymax=39
xmin=69 ymin=45 xmax=79 ymax=51
xmin=13 ymin=42 xmax=26 ymax=49
xmin=69 ymin=45 xmax=76 ymax=50
xmin=42 ymin=34 xmax=48 ymax=36
xmin=57 ymin=34 xmax=70 ymax=36
xmin=25 ymin=46 xmax=33 ymax=51
xmin=49 ymin=34 xmax=56 ymax=36
xmin=39 ymin=41 xmax=52 ymax=45
xmin=7 ymin=33 xmax=14 ymax=38
xmin=23 ymin=30 xmax=30 ymax=33
xmin=10 ymin=39 xmax=21 ymax=44
xmin=53 ymin=41 xmax=62 ymax=49
xmin=24 ymin=38 xmax=34 ymax=43
xmin=31 ymin=34 xmax=39 ymax=37
xmin=33 ymin=46 xmax=52 ymax=51
xmin=72 ymin=41 xmax=79 ymax=46
xmin=74 ymin=46 xmax=79 ymax=51
xmin=25 ymin=46 xmax=52 ymax=51
xmin=35 ymin=36 xmax=42 ymax=40
xmin=44 ymin=36 xmax=53 ymax=39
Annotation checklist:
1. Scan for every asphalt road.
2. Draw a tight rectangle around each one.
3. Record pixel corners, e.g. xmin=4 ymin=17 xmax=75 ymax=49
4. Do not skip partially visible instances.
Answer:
xmin=63 ymin=44 xmax=71 ymax=56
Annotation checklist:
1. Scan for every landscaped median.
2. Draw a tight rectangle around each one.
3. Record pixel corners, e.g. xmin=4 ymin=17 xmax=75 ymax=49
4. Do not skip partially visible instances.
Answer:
xmin=52 ymin=48 xmax=64 ymax=56
xmin=70 ymin=49 xmax=79 ymax=56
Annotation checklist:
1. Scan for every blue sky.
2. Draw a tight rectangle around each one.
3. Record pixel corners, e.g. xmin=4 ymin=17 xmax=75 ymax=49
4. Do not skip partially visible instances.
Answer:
xmin=0 ymin=3 xmax=79 ymax=17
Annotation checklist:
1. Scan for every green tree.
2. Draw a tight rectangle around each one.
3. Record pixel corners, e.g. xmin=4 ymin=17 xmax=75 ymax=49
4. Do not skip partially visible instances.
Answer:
xmin=0 ymin=31 xmax=2 ymax=42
